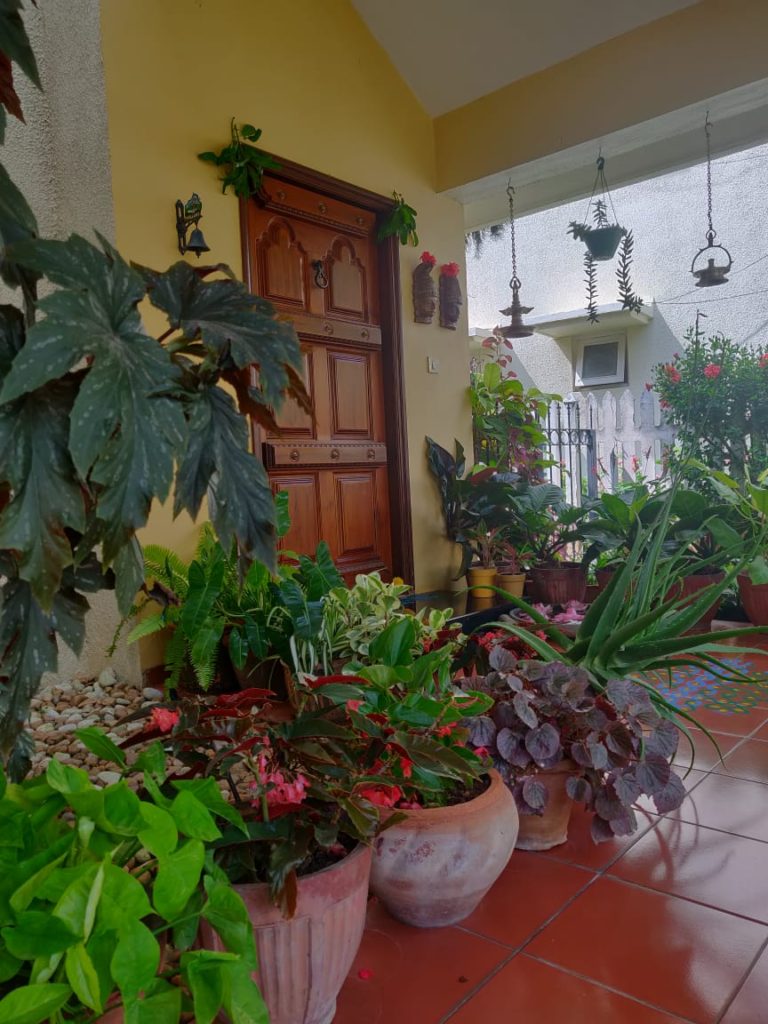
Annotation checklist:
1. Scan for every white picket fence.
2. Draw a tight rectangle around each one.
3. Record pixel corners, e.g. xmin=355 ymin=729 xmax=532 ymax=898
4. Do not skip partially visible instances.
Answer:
xmin=545 ymin=389 xmax=675 ymax=502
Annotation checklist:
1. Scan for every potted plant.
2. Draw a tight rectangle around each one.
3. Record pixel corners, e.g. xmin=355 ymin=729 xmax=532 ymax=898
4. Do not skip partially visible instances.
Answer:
xmin=568 ymin=199 xmax=626 ymax=262
xmin=507 ymin=482 xmax=588 ymax=604
xmin=0 ymin=748 xmax=266 ymax=1023
xmin=494 ymin=540 xmax=530 ymax=598
xmin=466 ymin=649 xmax=684 ymax=848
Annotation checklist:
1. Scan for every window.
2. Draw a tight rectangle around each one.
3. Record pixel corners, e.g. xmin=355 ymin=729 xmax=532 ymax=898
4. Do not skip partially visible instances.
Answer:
xmin=574 ymin=334 xmax=627 ymax=387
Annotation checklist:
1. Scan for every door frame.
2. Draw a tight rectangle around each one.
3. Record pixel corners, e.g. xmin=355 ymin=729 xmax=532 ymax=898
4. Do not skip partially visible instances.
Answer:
xmin=239 ymin=156 xmax=415 ymax=584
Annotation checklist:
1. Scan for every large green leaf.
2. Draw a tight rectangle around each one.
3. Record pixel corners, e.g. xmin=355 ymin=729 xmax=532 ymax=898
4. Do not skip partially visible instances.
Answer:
xmin=181 ymin=556 xmax=225 ymax=636
xmin=0 ymin=163 xmax=38 ymax=291
xmin=140 ymin=260 xmax=302 ymax=404
xmin=176 ymin=384 xmax=275 ymax=568
xmin=0 ymin=984 xmax=71 ymax=1024
xmin=111 ymin=918 xmax=160 ymax=1001
xmin=0 ymin=378 xmax=84 ymax=606
xmin=2 ymin=236 xmax=185 ymax=561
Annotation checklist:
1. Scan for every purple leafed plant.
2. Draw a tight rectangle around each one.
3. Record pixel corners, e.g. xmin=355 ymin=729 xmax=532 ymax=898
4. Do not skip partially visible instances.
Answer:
xmin=467 ymin=647 xmax=685 ymax=842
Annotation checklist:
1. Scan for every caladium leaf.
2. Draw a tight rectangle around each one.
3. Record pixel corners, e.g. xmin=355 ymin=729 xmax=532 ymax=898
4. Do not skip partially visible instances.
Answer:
xmin=139 ymin=261 xmax=303 ymax=406
xmin=0 ymin=378 xmax=84 ymax=607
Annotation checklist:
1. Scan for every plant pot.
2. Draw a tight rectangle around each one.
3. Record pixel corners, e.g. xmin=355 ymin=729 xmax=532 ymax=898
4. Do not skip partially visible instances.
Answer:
xmin=494 ymin=572 xmax=526 ymax=598
xmin=467 ymin=566 xmax=498 ymax=599
xmin=667 ymin=572 xmax=724 ymax=632
xmin=370 ymin=770 xmax=519 ymax=928
xmin=199 ymin=845 xmax=371 ymax=1024
xmin=738 ymin=573 xmax=768 ymax=626
xmin=516 ymin=760 xmax=577 ymax=851
xmin=595 ymin=567 xmax=616 ymax=593
xmin=583 ymin=225 xmax=624 ymax=261
xmin=529 ymin=563 xmax=587 ymax=605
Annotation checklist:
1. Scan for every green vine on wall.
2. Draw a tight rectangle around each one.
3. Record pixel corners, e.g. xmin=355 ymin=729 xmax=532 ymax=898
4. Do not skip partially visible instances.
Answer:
xmin=199 ymin=118 xmax=280 ymax=198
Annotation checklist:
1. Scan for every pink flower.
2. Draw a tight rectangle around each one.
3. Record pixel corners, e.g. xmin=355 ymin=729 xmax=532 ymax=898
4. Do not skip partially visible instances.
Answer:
xmin=704 ymin=363 xmax=721 ymax=379
xmin=630 ymin=455 xmax=640 ymax=472
xmin=664 ymin=363 xmax=681 ymax=384
xmin=150 ymin=707 xmax=179 ymax=733
xmin=474 ymin=746 xmax=491 ymax=759
xmin=358 ymin=784 xmax=402 ymax=807
xmin=441 ymin=261 xmax=460 ymax=278
xmin=399 ymin=757 xmax=413 ymax=779
xmin=644 ymin=382 xmax=653 ymax=391
xmin=397 ymin=799 xmax=422 ymax=810
xmin=760 ymin=354 xmax=768 ymax=369
xmin=346 ymin=699 xmax=364 ymax=713
xmin=420 ymin=251 xmax=436 ymax=266
xmin=358 ymin=968 xmax=374 ymax=980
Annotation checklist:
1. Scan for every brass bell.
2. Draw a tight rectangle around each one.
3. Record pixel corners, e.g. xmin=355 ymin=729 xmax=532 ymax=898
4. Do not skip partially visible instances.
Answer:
xmin=498 ymin=276 xmax=533 ymax=339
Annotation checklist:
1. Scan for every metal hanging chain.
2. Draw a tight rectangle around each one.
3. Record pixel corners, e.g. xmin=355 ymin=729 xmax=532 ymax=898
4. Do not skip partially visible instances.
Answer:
xmin=582 ymin=151 xmax=620 ymax=227
xmin=705 ymin=112 xmax=715 ymax=240
xmin=507 ymin=180 xmax=520 ymax=286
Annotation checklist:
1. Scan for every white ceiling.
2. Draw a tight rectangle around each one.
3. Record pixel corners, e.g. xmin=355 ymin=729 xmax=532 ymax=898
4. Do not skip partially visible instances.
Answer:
xmin=352 ymin=0 xmax=701 ymax=116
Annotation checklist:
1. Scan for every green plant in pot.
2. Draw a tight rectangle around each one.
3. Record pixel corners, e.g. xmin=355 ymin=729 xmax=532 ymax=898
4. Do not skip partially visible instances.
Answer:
xmin=466 ymin=649 xmax=683 ymax=849
xmin=506 ymin=481 xmax=588 ymax=604
xmin=494 ymin=539 xmax=531 ymax=598
xmin=0 ymin=751 xmax=266 ymax=1023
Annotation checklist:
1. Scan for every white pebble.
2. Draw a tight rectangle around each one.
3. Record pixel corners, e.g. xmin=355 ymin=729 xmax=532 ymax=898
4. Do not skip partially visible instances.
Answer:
xmin=142 ymin=687 xmax=164 ymax=701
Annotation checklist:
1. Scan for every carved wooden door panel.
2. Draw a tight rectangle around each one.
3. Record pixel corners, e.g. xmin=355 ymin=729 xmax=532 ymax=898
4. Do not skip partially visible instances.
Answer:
xmin=242 ymin=176 xmax=393 ymax=580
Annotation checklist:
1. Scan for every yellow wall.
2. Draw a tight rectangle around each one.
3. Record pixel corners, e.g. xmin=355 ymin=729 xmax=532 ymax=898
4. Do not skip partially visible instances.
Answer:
xmin=435 ymin=0 xmax=768 ymax=192
xmin=100 ymin=0 xmax=472 ymax=612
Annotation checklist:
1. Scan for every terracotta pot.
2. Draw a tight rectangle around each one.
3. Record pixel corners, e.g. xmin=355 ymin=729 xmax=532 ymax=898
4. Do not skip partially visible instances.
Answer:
xmin=494 ymin=572 xmax=526 ymax=598
xmin=529 ymin=563 xmax=587 ymax=605
xmin=516 ymin=760 xmax=577 ymax=851
xmin=738 ymin=573 xmax=768 ymax=626
xmin=95 ymin=1012 xmax=122 ymax=1024
xmin=199 ymin=845 xmax=371 ymax=1024
xmin=595 ymin=567 xmax=616 ymax=593
xmin=667 ymin=572 xmax=724 ymax=631
xmin=467 ymin=566 xmax=498 ymax=599
xmin=370 ymin=770 xmax=519 ymax=928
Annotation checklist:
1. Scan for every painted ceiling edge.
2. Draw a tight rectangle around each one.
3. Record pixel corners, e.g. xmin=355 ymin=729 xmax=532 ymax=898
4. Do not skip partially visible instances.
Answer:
xmin=432 ymin=0 xmax=768 ymax=193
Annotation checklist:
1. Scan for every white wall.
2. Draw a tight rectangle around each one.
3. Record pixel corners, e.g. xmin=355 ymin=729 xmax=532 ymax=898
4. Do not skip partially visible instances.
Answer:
xmin=4 ymin=1 xmax=139 ymax=685
xmin=467 ymin=143 xmax=768 ymax=398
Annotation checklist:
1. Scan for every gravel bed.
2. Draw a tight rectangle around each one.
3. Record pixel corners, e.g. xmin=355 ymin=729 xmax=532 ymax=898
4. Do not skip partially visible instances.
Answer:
xmin=29 ymin=667 xmax=164 ymax=782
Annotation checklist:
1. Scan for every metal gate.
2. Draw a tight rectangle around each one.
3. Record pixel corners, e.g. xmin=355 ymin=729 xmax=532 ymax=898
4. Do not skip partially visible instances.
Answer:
xmin=543 ymin=399 xmax=598 ymax=506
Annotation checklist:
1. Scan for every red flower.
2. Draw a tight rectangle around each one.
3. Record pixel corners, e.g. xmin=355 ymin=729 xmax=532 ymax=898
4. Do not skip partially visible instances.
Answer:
xmin=660 ymin=398 xmax=670 ymax=409
xmin=435 ymin=723 xmax=457 ymax=737
xmin=358 ymin=784 xmax=402 ymax=808
xmin=663 ymin=363 xmax=681 ymax=384
xmin=760 ymin=354 xmax=768 ymax=369
xmin=346 ymin=699 xmax=364 ymax=713
xmin=420 ymin=251 xmax=436 ymax=266
xmin=703 ymin=363 xmax=721 ymax=379
xmin=399 ymin=756 xmax=413 ymax=779
xmin=151 ymin=707 xmax=179 ymax=733
xmin=644 ymin=382 xmax=653 ymax=391
xmin=441 ymin=261 xmax=460 ymax=277
xmin=474 ymin=746 xmax=491 ymax=759
xmin=358 ymin=968 xmax=374 ymax=980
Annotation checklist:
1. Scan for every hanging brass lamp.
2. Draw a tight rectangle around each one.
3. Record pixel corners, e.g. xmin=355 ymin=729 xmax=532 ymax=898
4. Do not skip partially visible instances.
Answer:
xmin=498 ymin=181 xmax=533 ymax=339
xmin=691 ymin=114 xmax=732 ymax=287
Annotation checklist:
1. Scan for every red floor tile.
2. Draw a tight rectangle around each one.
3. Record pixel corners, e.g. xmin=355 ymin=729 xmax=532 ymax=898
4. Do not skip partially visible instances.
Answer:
xmin=610 ymin=818 xmax=768 ymax=923
xmin=684 ymin=705 xmax=768 ymax=737
xmin=539 ymin=803 xmax=659 ymax=870
xmin=721 ymin=944 xmax=768 ymax=1023
xmin=674 ymin=773 xmax=768 ymax=843
xmin=715 ymin=738 xmax=768 ymax=783
xmin=447 ymin=954 xmax=685 ymax=1023
xmin=526 ymin=877 xmax=768 ymax=1022
xmin=459 ymin=853 xmax=594 ymax=947
xmin=673 ymin=731 xmax=742 ymax=772
xmin=334 ymin=899 xmax=507 ymax=1024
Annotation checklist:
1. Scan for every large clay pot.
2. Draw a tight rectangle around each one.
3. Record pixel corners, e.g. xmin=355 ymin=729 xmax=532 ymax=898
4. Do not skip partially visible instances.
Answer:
xmin=667 ymin=572 xmax=724 ymax=632
xmin=370 ymin=770 xmax=518 ymax=928
xmin=200 ymin=845 xmax=371 ymax=1024
xmin=495 ymin=572 xmax=526 ymax=598
xmin=467 ymin=566 xmax=498 ymax=599
xmin=738 ymin=573 xmax=768 ymax=626
xmin=95 ymin=1011 xmax=122 ymax=1024
xmin=529 ymin=563 xmax=587 ymax=605
xmin=516 ymin=760 xmax=577 ymax=851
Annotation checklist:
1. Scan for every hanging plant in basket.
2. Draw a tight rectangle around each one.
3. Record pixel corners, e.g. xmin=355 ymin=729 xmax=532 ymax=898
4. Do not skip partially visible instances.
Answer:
xmin=568 ymin=158 xmax=643 ymax=323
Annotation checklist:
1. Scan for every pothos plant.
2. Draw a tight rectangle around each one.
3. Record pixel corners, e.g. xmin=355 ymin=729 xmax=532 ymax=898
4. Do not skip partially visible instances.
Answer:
xmin=377 ymin=190 xmax=418 ymax=246
xmin=198 ymin=118 xmax=280 ymax=198
xmin=0 ymin=11 xmax=308 ymax=778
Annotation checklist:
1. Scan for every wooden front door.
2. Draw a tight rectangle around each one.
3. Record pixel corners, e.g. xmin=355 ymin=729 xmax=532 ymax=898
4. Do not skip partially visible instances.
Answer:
xmin=242 ymin=174 xmax=394 ymax=580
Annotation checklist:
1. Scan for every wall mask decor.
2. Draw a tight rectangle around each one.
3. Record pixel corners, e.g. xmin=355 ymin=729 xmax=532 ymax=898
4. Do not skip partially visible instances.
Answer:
xmin=413 ymin=250 xmax=437 ymax=323
xmin=439 ymin=261 xmax=462 ymax=330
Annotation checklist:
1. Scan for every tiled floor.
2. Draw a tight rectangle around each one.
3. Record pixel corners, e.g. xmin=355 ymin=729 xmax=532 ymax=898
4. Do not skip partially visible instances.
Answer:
xmin=334 ymin=654 xmax=768 ymax=1023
